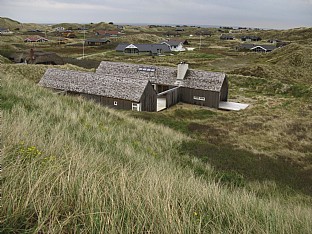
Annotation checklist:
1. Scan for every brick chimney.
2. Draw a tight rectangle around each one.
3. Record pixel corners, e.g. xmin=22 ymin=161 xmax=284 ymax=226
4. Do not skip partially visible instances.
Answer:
xmin=177 ymin=62 xmax=188 ymax=80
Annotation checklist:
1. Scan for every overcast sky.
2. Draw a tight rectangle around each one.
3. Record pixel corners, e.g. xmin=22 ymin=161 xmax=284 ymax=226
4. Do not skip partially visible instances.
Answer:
xmin=1 ymin=0 xmax=312 ymax=29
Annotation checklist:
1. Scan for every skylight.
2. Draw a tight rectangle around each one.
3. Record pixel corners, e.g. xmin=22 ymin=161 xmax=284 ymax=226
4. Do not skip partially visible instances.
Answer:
xmin=138 ymin=67 xmax=156 ymax=72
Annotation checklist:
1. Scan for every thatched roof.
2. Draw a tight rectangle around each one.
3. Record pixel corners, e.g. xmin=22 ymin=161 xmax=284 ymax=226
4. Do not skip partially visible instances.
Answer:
xmin=96 ymin=61 xmax=226 ymax=92
xmin=39 ymin=68 xmax=150 ymax=102
xmin=11 ymin=50 xmax=64 ymax=65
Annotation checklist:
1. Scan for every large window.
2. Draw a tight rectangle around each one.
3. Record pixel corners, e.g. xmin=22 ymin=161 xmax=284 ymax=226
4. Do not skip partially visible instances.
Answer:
xmin=193 ymin=96 xmax=205 ymax=101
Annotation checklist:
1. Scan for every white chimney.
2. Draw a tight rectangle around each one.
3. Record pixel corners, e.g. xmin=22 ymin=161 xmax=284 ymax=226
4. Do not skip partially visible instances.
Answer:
xmin=177 ymin=62 xmax=188 ymax=80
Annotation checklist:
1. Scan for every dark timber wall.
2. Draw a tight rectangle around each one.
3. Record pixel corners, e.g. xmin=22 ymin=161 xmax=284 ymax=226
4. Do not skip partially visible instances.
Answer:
xmin=179 ymin=87 xmax=220 ymax=108
xmin=220 ymin=75 xmax=228 ymax=102
xmin=140 ymin=82 xmax=157 ymax=112
xmin=80 ymin=93 xmax=135 ymax=110
xmin=158 ymin=87 xmax=180 ymax=108
xmin=67 ymin=82 xmax=157 ymax=112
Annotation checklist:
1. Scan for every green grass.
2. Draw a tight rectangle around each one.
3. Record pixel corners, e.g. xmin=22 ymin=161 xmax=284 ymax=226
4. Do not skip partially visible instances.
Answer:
xmin=2 ymin=64 xmax=312 ymax=233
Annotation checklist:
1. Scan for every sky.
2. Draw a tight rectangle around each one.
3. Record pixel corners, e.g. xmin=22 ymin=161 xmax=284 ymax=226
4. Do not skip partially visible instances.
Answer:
xmin=1 ymin=0 xmax=312 ymax=29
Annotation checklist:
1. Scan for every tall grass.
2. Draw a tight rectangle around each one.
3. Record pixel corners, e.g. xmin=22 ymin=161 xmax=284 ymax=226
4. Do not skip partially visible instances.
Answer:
xmin=1 ymin=64 xmax=312 ymax=233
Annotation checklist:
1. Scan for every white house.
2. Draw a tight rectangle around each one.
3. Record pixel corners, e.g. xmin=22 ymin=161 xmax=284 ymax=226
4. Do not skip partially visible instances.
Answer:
xmin=161 ymin=40 xmax=185 ymax=52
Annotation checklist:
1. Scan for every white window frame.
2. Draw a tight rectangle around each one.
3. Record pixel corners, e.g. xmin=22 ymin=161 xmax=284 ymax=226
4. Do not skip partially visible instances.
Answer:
xmin=114 ymin=101 xmax=118 ymax=106
xmin=132 ymin=103 xmax=141 ymax=111
xmin=193 ymin=96 xmax=205 ymax=101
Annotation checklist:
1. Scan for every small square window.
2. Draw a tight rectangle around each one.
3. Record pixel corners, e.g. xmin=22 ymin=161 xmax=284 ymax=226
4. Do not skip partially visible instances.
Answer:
xmin=114 ymin=101 xmax=118 ymax=106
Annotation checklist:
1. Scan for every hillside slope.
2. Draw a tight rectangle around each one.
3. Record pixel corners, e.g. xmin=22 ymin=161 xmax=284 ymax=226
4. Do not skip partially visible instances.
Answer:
xmin=1 ymin=64 xmax=312 ymax=233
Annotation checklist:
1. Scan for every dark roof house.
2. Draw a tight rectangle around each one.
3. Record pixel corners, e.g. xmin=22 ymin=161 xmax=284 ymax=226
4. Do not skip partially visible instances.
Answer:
xmin=96 ymin=61 xmax=228 ymax=109
xmin=195 ymin=30 xmax=212 ymax=36
xmin=95 ymin=30 xmax=120 ymax=37
xmin=116 ymin=43 xmax=171 ymax=55
xmin=39 ymin=61 xmax=229 ymax=111
xmin=220 ymin=34 xmax=235 ymax=40
xmin=241 ymin=35 xmax=262 ymax=41
xmin=85 ymin=38 xmax=111 ymax=46
xmin=24 ymin=37 xmax=48 ymax=42
xmin=39 ymin=68 xmax=157 ymax=112
xmin=11 ymin=49 xmax=64 ymax=65
xmin=237 ymin=44 xmax=277 ymax=52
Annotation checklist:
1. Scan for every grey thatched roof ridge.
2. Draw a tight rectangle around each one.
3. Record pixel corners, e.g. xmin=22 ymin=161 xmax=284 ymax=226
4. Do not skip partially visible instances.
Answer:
xmin=96 ymin=61 xmax=226 ymax=92
xmin=39 ymin=68 xmax=149 ymax=102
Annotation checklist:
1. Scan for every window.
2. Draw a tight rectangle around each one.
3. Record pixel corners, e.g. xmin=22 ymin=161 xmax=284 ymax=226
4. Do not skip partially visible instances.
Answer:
xmin=132 ymin=103 xmax=141 ymax=111
xmin=193 ymin=96 xmax=205 ymax=101
xmin=114 ymin=101 xmax=118 ymax=106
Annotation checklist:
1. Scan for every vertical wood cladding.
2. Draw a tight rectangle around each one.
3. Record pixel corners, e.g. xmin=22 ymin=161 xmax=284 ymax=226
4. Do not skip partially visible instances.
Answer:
xmin=179 ymin=87 xmax=220 ymax=108
xmin=140 ymin=82 xmax=157 ymax=112
xmin=70 ymin=82 xmax=157 ymax=112
xmin=165 ymin=88 xmax=180 ymax=108
xmin=220 ymin=75 xmax=228 ymax=102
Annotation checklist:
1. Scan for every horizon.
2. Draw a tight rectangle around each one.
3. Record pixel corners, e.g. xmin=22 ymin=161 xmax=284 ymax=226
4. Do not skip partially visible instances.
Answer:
xmin=1 ymin=0 xmax=312 ymax=30
xmin=2 ymin=17 xmax=307 ymax=31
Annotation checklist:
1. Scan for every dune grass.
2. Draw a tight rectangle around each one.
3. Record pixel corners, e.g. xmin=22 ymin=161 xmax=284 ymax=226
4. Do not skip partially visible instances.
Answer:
xmin=1 ymin=64 xmax=312 ymax=233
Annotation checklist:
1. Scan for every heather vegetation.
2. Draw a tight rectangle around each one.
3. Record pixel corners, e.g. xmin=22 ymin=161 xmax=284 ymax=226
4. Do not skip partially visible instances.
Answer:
xmin=1 ymin=17 xmax=312 ymax=233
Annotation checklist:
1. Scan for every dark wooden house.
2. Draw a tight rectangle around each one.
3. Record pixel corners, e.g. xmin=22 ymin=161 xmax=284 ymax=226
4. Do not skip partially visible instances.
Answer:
xmin=39 ymin=69 xmax=157 ymax=112
xmin=220 ymin=34 xmax=235 ymax=40
xmin=85 ymin=38 xmax=111 ymax=46
xmin=237 ymin=44 xmax=276 ymax=52
xmin=115 ymin=43 xmax=171 ymax=56
xmin=96 ymin=61 xmax=228 ymax=109
xmin=241 ymin=35 xmax=262 ymax=42
xmin=11 ymin=49 xmax=64 ymax=65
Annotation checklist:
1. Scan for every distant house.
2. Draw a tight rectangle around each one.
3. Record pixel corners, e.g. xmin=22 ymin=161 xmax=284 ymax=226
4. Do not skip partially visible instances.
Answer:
xmin=164 ymin=31 xmax=181 ymax=37
xmin=11 ymin=49 xmax=64 ymax=65
xmin=24 ymin=37 xmax=48 ymax=43
xmin=62 ymin=32 xmax=77 ymax=38
xmin=39 ymin=61 xmax=228 ymax=111
xmin=250 ymin=45 xmax=276 ymax=52
xmin=241 ymin=35 xmax=262 ymax=42
xmin=237 ymin=44 xmax=276 ymax=52
xmin=0 ymin=28 xmax=13 ymax=35
xmin=220 ymin=34 xmax=235 ymax=40
xmin=39 ymin=68 xmax=157 ymax=112
xmin=28 ymin=29 xmax=43 ymax=33
xmin=85 ymin=38 xmax=111 ymax=46
xmin=54 ymin=27 xmax=65 ymax=32
xmin=267 ymin=39 xmax=281 ymax=44
xmin=160 ymin=40 xmax=186 ymax=52
xmin=195 ymin=30 xmax=212 ymax=37
xmin=95 ymin=30 xmax=121 ymax=37
xmin=116 ymin=43 xmax=171 ymax=56
xmin=175 ymin=28 xmax=185 ymax=32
